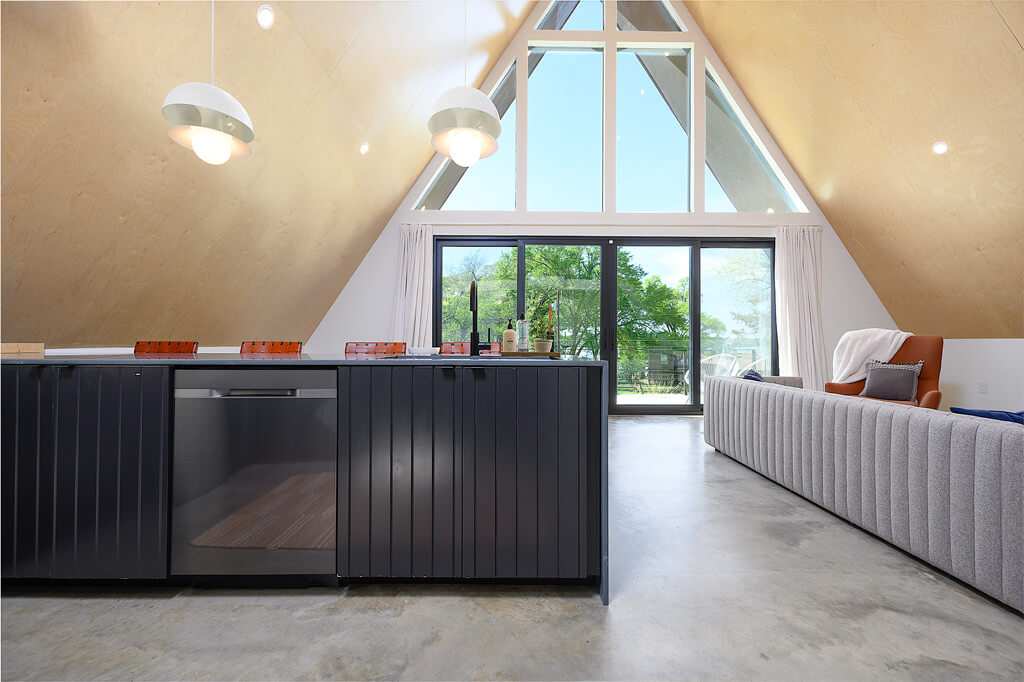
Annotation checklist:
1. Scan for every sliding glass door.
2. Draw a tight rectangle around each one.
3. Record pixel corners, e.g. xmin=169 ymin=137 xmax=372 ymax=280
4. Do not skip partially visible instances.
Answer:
xmin=615 ymin=245 xmax=694 ymax=407
xmin=525 ymin=244 xmax=602 ymax=359
xmin=699 ymin=245 xmax=776 ymax=394
xmin=437 ymin=242 xmax=517 ymax=343
xmin=434 ymin=237 xmax=777 ymax=414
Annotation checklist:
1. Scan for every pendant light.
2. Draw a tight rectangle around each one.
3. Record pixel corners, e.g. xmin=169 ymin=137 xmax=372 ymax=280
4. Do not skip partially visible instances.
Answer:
xmin=162 ymin=0 xmax=254 ymax=165
xmin=427 ymin=0 xmax=500 ymax=168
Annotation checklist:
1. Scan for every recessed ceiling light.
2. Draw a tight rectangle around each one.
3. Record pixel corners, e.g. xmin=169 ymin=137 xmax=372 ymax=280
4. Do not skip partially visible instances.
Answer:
xmin=359 ymin=142 xmax=369 ymax=155
xmin=256 ymin=4 xmax=275 ymax=30
xmin=932 ymin=140 xmax=949 ymax=155
xmin=766 ymin=208 xmax=775 ymax=214
xmin=640 ymin=88 xmax=645 ymax=95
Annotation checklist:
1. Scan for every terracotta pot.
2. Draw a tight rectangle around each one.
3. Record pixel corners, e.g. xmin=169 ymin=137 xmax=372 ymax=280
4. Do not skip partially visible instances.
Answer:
xmin=534 ymin=339 xmax=553 ymax=353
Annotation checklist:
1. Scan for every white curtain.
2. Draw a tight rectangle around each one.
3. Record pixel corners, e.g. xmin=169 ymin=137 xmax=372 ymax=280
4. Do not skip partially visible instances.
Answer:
xmin=776 ymin=225 xmax=828 ymax=390
xmin=390 ymin=223 xmax=433 ymax=347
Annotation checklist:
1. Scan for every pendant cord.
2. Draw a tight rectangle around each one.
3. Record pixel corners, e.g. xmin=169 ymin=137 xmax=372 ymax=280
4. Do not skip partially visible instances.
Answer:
xmin=210 ymin=0 xmax=215 ymax=84
xmin=463 ymin=0 xmax=467 ymax=87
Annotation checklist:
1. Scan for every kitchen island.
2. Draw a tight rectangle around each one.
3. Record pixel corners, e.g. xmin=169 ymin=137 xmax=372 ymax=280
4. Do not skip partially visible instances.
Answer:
xmin=0 ymin=354 xmax=608 ymax=603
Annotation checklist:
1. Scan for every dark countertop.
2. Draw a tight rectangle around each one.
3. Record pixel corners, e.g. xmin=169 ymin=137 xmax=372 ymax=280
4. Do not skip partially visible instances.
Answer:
xmin=0 ymin=352 xmax=606 ymax=367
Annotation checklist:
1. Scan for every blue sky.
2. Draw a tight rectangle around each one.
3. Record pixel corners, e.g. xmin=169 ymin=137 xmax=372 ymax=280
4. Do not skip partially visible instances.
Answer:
xmin=444 ymin=36 xmax=737 ymax=212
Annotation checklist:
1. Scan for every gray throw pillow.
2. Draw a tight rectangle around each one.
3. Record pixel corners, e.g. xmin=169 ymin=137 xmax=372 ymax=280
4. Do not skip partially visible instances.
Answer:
xmin=860 ymin=360 xmax=924 ymax=402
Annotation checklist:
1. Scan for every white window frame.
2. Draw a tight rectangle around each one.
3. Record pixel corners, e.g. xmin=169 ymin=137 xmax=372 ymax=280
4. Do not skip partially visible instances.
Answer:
xmin=403 ymin=0 xmax=821 ymax=231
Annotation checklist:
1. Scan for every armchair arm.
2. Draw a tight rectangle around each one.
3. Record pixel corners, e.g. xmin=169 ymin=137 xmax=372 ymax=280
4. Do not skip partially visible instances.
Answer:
xmin=919 ymin=390 xmax=942 ymax=410
xmin=824 ymin=382 xmax=861 ymax=396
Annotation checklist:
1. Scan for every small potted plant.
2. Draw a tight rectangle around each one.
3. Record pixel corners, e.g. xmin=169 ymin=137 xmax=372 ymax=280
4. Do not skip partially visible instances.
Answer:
xmin=530 ymin=307 xmax=555 ymax=353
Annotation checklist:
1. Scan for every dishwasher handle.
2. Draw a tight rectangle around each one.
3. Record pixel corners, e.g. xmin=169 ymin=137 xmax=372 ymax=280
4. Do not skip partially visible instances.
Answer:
xmin=214 ymin=388 xmax=296 ymax=398
xmin=174 ymin=388 xmax=336 ymax=399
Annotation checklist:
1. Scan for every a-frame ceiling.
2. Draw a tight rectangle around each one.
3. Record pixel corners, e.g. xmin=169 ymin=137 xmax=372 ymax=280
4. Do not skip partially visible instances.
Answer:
xmin=685 ymin=0 xmax=1024 ymax=337
xmin=2 ymin=1 xmax=1021 ymax=346
xmin=1 ymin=1 xmax=534 ymax=346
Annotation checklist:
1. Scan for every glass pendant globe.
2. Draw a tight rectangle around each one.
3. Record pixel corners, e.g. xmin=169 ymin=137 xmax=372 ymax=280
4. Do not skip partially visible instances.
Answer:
xmin=448 ymin=130 xmax=482 ymax=167
xmin=191 ymin=127 xmax=233 ymax=165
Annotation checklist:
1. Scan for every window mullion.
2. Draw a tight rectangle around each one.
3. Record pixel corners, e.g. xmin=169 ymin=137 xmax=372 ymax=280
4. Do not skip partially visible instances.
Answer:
xmin=603 ymin=41 xmax=615 ymax=214
xmin=690 ymin=42 xmax=706 ymax=214
xmin=604 ymin=1 xmax=616 ymax=213
xmin=516 ymin=240 xmax=526 ymax=319
xmin=516 ymin=51 xmax=528 ymax=213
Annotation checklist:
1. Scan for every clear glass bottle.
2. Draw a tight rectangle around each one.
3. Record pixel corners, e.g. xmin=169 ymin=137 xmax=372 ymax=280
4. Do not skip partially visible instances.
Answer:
xmin=516 ymin=313 xmax=529 ymax=352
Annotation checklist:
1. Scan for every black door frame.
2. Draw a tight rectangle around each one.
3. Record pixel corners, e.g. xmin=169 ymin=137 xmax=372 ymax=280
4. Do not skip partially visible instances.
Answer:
xmin=433 ymin=236 xmax=778 ymax=415
xmin=606 ymin=238 xmax=701 ymax=415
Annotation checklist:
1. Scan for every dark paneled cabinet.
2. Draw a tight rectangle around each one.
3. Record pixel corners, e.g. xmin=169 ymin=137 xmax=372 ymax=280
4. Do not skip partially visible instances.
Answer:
xmin=338 ymin=364 xmax=602 ymax=581
xmin=1 ymin=365 xmax=170 ymax=579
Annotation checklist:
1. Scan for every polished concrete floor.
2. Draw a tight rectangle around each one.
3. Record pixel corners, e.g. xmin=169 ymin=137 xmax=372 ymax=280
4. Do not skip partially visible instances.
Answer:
xmin=3 ymin=416 xmax=1022 ymax=680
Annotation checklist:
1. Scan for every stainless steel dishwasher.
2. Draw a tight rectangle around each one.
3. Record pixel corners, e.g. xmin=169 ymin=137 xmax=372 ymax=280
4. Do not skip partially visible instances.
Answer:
xmin=171 ymin=369 xmax=336 ymax=576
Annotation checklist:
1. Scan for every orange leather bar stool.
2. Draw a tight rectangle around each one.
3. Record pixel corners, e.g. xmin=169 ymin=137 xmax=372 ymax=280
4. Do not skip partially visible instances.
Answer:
xmin=240 ymin=341 xmax=303 ymax=356
xmin=344 ymin=342 xmax=406 ymax=356
xmin=440 ymin=341 xmax=500 ymax=355
xmin=134 ymin=341 xmax=198 ymax=358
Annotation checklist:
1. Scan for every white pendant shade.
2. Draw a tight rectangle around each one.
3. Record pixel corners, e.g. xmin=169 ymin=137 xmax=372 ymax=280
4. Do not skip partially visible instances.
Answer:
xmin=163 ymin=82 xmax=253 ymax=164
xmin=163 ymin=80 xmax=253 ymax=161
xmin=428 ymin=86 xmax=501 ymax=167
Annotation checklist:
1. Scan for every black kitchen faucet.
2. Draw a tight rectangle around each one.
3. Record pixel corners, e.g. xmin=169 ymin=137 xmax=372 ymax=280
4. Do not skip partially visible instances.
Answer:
xmin=469 ymin=279 xmax=481 ymax=356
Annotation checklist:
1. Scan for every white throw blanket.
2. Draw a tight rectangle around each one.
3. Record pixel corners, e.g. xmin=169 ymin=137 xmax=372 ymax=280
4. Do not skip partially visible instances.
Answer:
xmin=832 ymin=328 xmax=912 ymax=384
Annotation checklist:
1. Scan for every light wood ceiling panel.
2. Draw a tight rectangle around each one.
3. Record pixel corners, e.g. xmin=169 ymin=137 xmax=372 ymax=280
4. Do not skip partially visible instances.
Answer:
xmin=1 ymin=1 xmax=533 ymax=346
xmin=685 ymin=0 xmax=1024 ymax=338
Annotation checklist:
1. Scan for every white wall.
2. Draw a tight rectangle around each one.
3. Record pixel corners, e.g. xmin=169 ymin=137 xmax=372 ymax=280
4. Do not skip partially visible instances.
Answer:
xmin=307 ymin=215 xmax=402 ymax=351
xmin=307 ymin=217 xmax=896 ymax=367
xmin=939 ymin=338 xmax=1024 ymax=411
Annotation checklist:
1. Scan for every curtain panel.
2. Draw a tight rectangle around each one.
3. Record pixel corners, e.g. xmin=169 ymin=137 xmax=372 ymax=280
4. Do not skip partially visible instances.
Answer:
xmin=389 ymin=223 xmax=433 ymax=347
xmin=775 ymin=225 xmax=829 ymax=390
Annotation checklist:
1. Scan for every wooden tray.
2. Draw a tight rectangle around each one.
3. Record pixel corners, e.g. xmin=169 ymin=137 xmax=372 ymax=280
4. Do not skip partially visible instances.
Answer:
xmin=498 ymin=351 xmax=561 ymax=358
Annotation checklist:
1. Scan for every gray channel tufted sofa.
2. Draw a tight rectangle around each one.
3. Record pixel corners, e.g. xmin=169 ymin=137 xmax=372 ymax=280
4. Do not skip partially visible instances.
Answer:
xmin=704 ymin=375 xmax=1024 ymax=612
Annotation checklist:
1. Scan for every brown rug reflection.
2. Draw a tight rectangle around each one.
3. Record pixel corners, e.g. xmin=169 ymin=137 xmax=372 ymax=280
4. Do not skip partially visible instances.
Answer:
xmin=191 ymin=473 xmax=335 ymax=550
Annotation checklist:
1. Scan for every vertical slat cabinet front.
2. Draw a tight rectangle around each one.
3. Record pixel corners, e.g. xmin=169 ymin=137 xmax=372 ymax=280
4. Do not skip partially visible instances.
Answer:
xmin=494 ymin=368 xmax=518 ymax=577
xmin=1 ymin=365 xmax=55 ymax=578
xmin=460 ymin=365 xmax=589 ymax=580
xmin=390 ymin=366 xmax=413 ymax=576
xmin=467 ymin=366 xmax=497 ymax=578
xmin=556 ymin=367 xmax=582 ymax=578
xmin=338 ymin=364 xmax=461 ymax=579
xmin=0 ymin=364 xmax=168 ymax=579
xmin=0 ymin=365 xmax=18 ymax=576
xmin=432 ymin=366 xmax=459 ymax=577
xmin=369 ymin=366 xmax=392 ymax=576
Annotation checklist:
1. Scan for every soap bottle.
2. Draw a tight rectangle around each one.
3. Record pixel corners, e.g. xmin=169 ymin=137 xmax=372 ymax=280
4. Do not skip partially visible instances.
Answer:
xmin=516 ymin=313 xmax=528 ymax=352
xmin=502 ymin=319 xmax=517 ymax=354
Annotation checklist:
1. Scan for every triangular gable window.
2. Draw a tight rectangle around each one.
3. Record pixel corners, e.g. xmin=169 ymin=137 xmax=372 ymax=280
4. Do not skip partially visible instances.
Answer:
xmin=416 ymin=2 xmax=808 ymax=214
xmin=705 ymin=66 xmax=805 ymax=212
xmin=616 ymin=1 xmax=684 ymax=32
xmin=538 ymin=1 xmax=604 ymax=31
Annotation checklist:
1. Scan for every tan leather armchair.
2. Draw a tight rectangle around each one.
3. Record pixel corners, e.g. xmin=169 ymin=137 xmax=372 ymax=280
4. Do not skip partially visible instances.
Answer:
xmin=825 ymin=335 xmax=943 ymax=409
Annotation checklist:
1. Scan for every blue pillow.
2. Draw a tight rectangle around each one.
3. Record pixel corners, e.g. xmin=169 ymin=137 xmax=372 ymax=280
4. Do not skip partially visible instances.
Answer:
xmin=742 ymin=369 xmax=765 ymax=382
xmin=950 ymin=407 xmax=1024 ymax=425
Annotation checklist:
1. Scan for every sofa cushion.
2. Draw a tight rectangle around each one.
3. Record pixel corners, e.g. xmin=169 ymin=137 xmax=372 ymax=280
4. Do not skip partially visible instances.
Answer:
xmin=742 ymin=368 xmax=765 ymax=382
xmin=861 ymin=396 xmax=918 ymax=406
xmin=861 ymin=360 xmax=923 ymax=402
xmin=950 ymin=407 xmax=1024 ymax=425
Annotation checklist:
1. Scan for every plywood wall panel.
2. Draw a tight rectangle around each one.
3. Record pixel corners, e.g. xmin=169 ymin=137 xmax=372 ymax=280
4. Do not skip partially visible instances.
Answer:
xmin=2 ymin=1 xmax=533 ymax=346
xmin=686 ymin=0 xmax=1024 ymax=338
